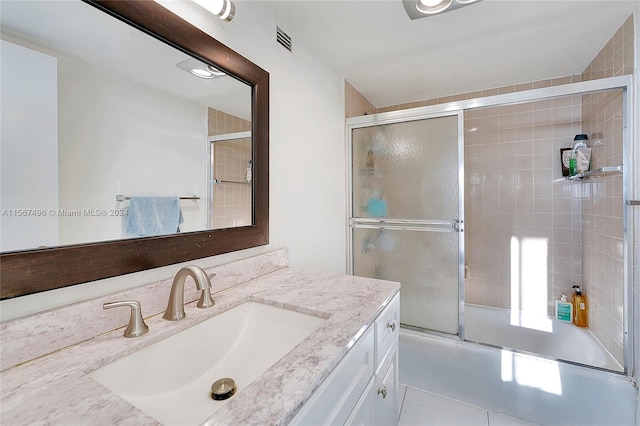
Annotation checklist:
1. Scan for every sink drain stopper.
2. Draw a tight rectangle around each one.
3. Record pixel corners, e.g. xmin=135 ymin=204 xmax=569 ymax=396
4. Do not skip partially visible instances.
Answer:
xmin=211 ymin=378 xmax=236 ymax=400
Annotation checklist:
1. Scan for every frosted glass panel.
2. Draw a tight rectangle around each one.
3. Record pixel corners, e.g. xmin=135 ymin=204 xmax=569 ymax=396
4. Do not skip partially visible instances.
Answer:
xmin=353 ymin=227 xmax=459 ymax=334
xmin=351 ymin=114 xmax=461 ymax=334
xmin=352 ymin=116 xmax=459 ymax=220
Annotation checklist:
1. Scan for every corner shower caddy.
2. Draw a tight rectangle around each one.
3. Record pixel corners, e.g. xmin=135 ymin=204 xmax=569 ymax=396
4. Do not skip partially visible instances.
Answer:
xmin=553 ymin=164 xmax=623 ymax=182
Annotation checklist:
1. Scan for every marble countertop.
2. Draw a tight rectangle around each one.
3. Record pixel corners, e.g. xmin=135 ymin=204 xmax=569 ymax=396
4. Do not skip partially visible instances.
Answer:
xmin=0 ymin=267 xmax=399 ymax=425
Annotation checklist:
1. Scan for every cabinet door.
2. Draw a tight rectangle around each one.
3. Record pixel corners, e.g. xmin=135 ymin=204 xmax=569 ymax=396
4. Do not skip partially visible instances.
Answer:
xmin=377 ymin=350 xmax=398 ymax=426
xmin=345 ymin=378 xmax=376 ymax=426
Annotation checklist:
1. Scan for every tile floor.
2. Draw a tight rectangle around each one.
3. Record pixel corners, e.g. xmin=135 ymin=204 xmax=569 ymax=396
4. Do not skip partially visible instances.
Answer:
xmin=397 ymin=385 xmax=537 ymax=426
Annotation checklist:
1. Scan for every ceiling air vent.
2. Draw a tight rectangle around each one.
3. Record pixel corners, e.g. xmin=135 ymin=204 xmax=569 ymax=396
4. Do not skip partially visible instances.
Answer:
xmin=276 ymin=26 xmax=292 ymax=52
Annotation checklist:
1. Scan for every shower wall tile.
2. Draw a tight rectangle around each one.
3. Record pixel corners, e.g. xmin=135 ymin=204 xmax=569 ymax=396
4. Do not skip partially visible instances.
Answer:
xmin=345 ymin=80 xmax=376 ymax=118
xmin=207 ymin=107 xmax=250 ymax=136
xmin=376 ymin=74 xmax=583 ymax=114
xmin=463 ymin=94 xmax=583 ymax=315
xmin=207 ymin=108 xmax=252 ymax=230
xmin=579 ymin=14 xmax=631 ymax=367
xmin=465 ymin=277 xmax=484 ymax=306
xmin=211 ymin=138 xmax=252 ymax=229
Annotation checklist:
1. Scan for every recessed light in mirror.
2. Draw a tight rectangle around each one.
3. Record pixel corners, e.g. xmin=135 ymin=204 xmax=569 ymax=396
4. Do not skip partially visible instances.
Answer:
xmin=176 ymin=58 xmax=225 ymax=79
xmin=190 ymin=68 xmax=215 ymax=78
xmin=207 ymin=65 xmax=226 ymax=77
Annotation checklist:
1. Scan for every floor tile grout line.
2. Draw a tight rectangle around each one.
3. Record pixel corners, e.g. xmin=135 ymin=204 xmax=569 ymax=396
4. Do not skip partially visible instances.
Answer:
xmin=400 ymin=383 xmax=537 ymax=425
xmin=399 ymin=385 xmax=490 ymax=426
xmin=398 ymin=385 xmax=408 ymax=421
xmin=401 ymin=383 xmax=488 ymax=411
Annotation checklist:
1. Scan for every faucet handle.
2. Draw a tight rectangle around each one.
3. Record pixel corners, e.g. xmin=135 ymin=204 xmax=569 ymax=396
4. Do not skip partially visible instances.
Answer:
xmin=198 ymin=273 xmax=216 ymax=309
xmin=104 ymin=300 xmax=149 ymax=338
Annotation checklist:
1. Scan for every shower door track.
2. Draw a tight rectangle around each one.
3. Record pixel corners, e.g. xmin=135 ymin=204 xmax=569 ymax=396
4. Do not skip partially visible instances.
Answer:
xmin=346 ymin=74 xmax=635 ymax=379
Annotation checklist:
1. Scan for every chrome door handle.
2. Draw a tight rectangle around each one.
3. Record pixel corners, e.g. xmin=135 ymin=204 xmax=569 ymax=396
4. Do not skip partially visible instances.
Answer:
xmin=378 ymin=386 xmax=387 ymax=399
xmin=386 ymin=321 xmax=396 ymax=332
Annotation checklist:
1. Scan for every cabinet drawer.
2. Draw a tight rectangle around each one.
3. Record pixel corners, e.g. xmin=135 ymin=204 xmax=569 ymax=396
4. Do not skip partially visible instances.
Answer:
xmin=289 ymin=325 xmax=374 ymax=426
xmin=375 ymin=293 xmax=399 ymax=366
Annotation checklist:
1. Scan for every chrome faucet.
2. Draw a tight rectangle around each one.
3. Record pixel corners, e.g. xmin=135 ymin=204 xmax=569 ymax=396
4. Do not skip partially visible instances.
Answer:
xmin=163 ymin=266 xmax=215 ymax=321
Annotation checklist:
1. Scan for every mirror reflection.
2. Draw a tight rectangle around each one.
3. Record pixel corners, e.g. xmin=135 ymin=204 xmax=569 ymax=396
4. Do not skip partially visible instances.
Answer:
xmin=0 ymin=0 xmax=252 ymax=253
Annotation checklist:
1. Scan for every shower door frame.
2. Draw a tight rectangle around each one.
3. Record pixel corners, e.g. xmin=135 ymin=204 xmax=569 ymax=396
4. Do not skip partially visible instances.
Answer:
xmin=346 ymin=74 xmax=635 ymax=377
xmin=346 ymin=109 xmax=464 ymax=340
xmin=207 ymin=131 xmax=252 ymax=229
xmin=347 ymin=110 xmax=466 ymax=337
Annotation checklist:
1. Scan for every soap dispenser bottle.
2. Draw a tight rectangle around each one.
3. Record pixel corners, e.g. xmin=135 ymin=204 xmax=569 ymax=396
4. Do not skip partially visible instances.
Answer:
xmin=555 ymin=294 xmax=573 ymax=322
xmin=572 ymin=285 xmax=588 ymax=327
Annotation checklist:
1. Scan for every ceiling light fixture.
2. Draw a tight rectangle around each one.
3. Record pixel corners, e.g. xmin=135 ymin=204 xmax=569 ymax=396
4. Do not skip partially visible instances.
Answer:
xmin=416 ymin=0 xmax=453 ymax=15
xmin=403 ymin=0 xmax=481 ymax=19
xmin=192 ymin=0 xmax=236 ymax=22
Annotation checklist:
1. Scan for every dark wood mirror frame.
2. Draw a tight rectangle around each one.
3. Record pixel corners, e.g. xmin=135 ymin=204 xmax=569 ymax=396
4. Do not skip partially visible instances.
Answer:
xmin=0 ymin=0 xmax=269 ymax=300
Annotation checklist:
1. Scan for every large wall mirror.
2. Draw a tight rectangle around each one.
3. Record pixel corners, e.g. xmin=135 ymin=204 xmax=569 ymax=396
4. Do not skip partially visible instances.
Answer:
xmin=0 ymin=0 xmax=269 ymax=299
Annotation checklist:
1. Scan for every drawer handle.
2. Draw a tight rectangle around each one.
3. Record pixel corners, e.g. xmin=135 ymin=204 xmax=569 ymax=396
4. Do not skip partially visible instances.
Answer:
xmin=386 ymin=321 xmax=396 ymax=333
xmin=378 ymin=386 xmax=387 ymax=399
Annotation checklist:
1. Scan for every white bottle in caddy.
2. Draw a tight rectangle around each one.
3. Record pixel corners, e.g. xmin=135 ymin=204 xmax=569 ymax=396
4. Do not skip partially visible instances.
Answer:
xmin=555 ymin=294 xmax=573 ymax=322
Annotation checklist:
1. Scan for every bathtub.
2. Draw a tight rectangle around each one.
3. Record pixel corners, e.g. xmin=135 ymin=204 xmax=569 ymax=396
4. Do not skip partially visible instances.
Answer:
xmin=464 ymin=303 xmax=623 ymax=372
xmin=399 ymin=328 xmax=635 ymax=425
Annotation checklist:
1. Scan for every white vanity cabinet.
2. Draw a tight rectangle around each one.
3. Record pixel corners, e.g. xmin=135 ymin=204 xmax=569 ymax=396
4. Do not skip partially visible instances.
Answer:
xmin=290 ymin=293 xmax=400 ymax=425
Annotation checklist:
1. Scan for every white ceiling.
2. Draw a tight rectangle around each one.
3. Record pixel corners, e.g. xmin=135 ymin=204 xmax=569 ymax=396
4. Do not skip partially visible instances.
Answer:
xmin=261 ymin=0 xmax=637 ymax=108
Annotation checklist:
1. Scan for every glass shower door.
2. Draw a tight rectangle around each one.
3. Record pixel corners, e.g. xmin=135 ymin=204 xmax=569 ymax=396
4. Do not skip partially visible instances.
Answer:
xmin=349 ymin=113 xmax=463 ymax=335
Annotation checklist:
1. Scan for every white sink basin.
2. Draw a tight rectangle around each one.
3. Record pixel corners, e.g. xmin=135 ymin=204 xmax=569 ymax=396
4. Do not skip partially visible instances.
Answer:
xmin=90 ymin=301 xmax=326 ymax=425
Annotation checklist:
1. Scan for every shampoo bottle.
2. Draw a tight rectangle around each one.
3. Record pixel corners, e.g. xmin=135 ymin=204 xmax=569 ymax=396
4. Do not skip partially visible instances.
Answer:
xmin=555 ymin=294 xmax=573 ymax=322
xmin=572 ymin=285 xmax=588 ymax=327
